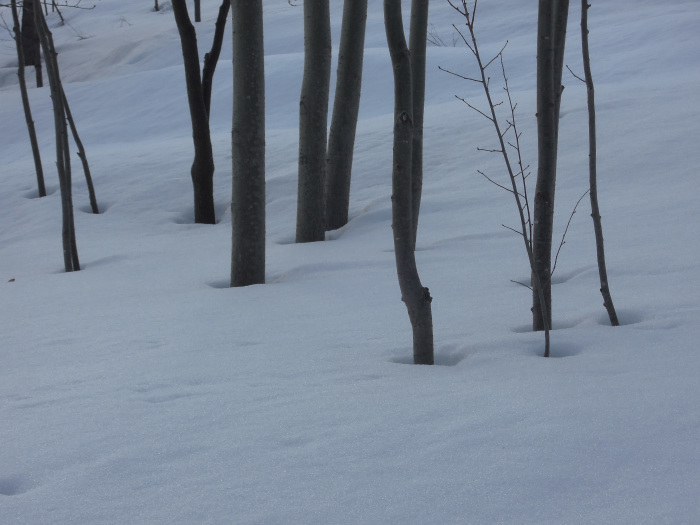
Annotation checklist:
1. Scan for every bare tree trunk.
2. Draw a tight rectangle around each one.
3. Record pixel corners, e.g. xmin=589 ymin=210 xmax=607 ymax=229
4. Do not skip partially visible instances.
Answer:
xmin=61 ymin=86 xmax=98 ymax=214
xmin=532 ymin=0 xmax=568 ymax=333
xmin=172 ymin=0 xmax=216 ymax=224
xmin=231 ymin=0 xmax=266 ymax=287
xmin=154 ymin=0 xmax=159 ymax=12
xmin=385 ymin=0 xmax=434 ymax=365
xmin=34 ymin=0 xmax=79 ymax=271
xmin=194 ymin=0 xmax=201 ymax=22
xmin=21 ymin=0 xmax=43 ymax=87
xmin=581 ymin=0 xmax=618 ymax=326
xmin=201 ymin=0 xmax=230 ymax=118
xmin=325 ymin=0 xmax=367 ymax=232
xmin=296 ymin=0 xmax=331 ymax=243
xmin=408 ymin=0 xmax=429 ymax=248
xmin=11 ymin=0 xmax=45 ymax=198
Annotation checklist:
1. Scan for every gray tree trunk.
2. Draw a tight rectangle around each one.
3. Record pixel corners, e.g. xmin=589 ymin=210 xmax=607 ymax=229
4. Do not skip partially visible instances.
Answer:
xmin=296 ymin=0 xmax=331 ymax=243
xmin=231 ymin=0 xmax=266 ymax=287
xmin=194 ymin=0 xmax=201 ymax=22
xmin=384 ymin=0 xmax=434 ymax=365
xmin=408 ymin=0 xmax=429 ymax=248
xmin=34 ymin=0 xmax=79 ymax=271
xmin=172 ymin=0 xmax=216 ymax=224
xmin=581 ymin=0 xmax=618 ymax=326
xmin=325 ymin=0 xmax=368 ymax=232
xmin=11 ymin=0 xmax=45 ymax=198
xmin=532 ymin=0 xmax=568 ymax=333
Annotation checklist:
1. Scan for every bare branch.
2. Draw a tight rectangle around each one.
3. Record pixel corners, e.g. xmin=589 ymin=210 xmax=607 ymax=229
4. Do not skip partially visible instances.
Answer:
xmin=566 ymin=64 xmax=586 ymax=84
xmin=511 ymin=279 xmax=533 ymax=291
xmin=552 ymin=189 xmax=590 ymax=275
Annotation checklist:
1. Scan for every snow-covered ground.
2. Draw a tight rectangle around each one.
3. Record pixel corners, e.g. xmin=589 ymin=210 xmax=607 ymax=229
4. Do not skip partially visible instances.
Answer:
xmin=1 ymin=1 xmax=698 ymax=523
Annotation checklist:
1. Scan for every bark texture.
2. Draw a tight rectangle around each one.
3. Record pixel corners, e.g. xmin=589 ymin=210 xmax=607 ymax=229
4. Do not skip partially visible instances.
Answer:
xmin=11 ymin=0 xmax=45 ymax=197
xmin=581 ymin=0 xmax=618 ymax=326
xmin=201 ymin=0 xmax=230 ymax=118
xmin=325 ymin=0 xmax=368 ymax=232
xmin=231 ymin=0 xmax=266 ymax=287
xmin=34 ymin=0 xmax=79 ymax=271
xmin=385 ymin=0 xmax=434 ymax=365
xmin=532 ymin=0 xmax=568 ymax=334
xmin=61 ymin=86 xmax=98 ymax=214
xmin=408 ymin=0 xmax=429 ymax=248
xmin=21 ymin=0 xmax=42 ymax=86
xmin=296 ymin=0 xmax=331 ymax=243
xmin=172 ymin=0 xmax=216 ymax=224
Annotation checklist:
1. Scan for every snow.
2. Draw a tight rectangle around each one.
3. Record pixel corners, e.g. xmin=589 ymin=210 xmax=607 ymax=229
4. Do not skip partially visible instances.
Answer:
xmin=1 ymin=0 xmax=699 ymax=523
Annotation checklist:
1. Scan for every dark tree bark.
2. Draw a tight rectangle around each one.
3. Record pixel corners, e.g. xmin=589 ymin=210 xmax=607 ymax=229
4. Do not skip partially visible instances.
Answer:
xmin=34 ymin=0 xmax=79 ymax=271
xmin=61 ymin=86 xmax=98 ymax=214
xmin=154 ymin=0 xmax=159 ymax=11
xmin=324 ymin=0 xmax=368 ymax=232
xmin=296 ymin=0 xmax=331 ymax=243
xmin=194 ymin=0 xmax=201 ymax=22
xmin=201 ymin=0 xmax=230 ymax=118
xmin=11 ymin=0 xmax=45 ymax=198
xmin=172 ymin=0 xmax=216 ymax=224
xmin=532 ymin=0 xmax=569 ymax=333
xmin=581 ymin=0 xmax=618 ymax=326
xmin=408 ymin=0 xmax=429 ymax=248
xmin=384 ymin=0 xmax=434 ymax=365
xmin=231 ymin=0 xmax=266 ymax=287
xmin=20 ymin=0 xmax=42 ymax=86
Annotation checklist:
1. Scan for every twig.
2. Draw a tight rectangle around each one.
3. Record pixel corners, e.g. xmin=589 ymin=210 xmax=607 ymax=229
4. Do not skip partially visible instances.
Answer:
xmin=552 ymin=189 xmax=589 ymax=275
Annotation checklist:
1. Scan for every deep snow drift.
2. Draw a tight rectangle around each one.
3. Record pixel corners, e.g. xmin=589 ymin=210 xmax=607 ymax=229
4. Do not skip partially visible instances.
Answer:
xmin=1 ymin=1 xmax=698 ymax=523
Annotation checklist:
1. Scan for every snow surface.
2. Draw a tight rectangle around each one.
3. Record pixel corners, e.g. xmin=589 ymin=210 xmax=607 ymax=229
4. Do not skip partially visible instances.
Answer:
xmin=1 ymin=0 xmax=699 ymax=523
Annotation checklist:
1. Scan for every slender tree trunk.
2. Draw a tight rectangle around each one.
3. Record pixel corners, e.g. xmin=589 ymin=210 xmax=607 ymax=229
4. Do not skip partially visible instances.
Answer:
xmin=385 ymin=0 xmax=434 ymax=365
xmin=231 ymin=0 xmax=266 ymax=287
xmin=325 ymin=0 xmax=368 ymax=232
xmin=172 ymin=0 xmax=216 ymax=224
xmin=296 ymin=0 xmax=331 ymax=243
xmin=11 ymin=0 xmax=45 ymax=197
xmin=581 ymin=0 xmax=618 ymax=326
xmin=61 ymin=86 xmax=98 ymax=214
xmin=201 ymin=0 xmax=230 ymax=118
xmin=532 ymin=0 xmax=568 ymax=333
xmin=155 ymin=0 xmax=159 ymax=12
xmin=34 ymin=0 xmax=79 ymax=271
xmin=408 ymin=0 xmax=429 ymax=248
xmin=194 ymin=0 xmax=201 ymax=23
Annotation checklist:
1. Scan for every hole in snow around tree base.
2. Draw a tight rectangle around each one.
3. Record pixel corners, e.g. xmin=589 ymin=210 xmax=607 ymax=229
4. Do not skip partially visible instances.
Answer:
xmin=389 ymin=345 xmax=469 ymax=366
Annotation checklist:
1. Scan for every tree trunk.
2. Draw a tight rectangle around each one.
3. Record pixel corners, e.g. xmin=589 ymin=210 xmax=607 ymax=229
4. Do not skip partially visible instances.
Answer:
xmin=11 ymin=0 xmax=45 ymax=198
xmin=384 ymin=0 xmax=434 ymax=365
xmin=296 ymin=0 xmax=331 ymax=243
xmin=61 ymin=86 xmax=98 ymax=214
xmin=231 ymin=0 xmax=266 ymax=287
xmin=34 ymin=0 xmax=79 ymax=271
xmin=194 ymin=0 xmax=201 ymax=23
xmin=325 ymin=0 xmax=368 ymax=232
xmin=21 ymin=0 xmax=42 ymax=87
xmin=408 ymin=0 xmax=429 ymax=248
xmin=201 ymin=0 xmax=230 ymax=118
xmin=532 ymin=0 xmax=568 ymax=333
xmin=172 ymin=0 xmax=216 ymax=224
xmin=581 ymin=0 xmax=618 ymax=326
xmin=155 ymin=0 xmax=159 ymax=12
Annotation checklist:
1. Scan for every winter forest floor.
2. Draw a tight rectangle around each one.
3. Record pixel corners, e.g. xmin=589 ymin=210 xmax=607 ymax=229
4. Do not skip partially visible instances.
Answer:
xmin=1 ymin=1 xmax=699 ymax=523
